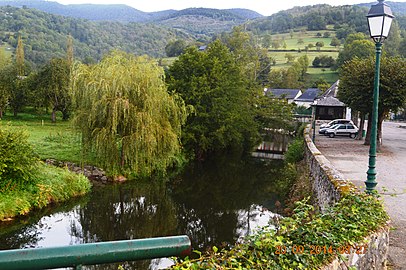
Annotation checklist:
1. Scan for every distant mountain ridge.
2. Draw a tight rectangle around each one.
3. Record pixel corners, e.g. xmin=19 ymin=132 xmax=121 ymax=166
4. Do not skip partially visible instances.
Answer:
xmin=0 ymin=0 xmax=263 ymax=22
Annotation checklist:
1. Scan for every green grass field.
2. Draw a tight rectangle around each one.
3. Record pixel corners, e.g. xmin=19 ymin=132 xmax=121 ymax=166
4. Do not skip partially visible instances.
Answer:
xmin=0 ymin=111 xmax=83 ymax=163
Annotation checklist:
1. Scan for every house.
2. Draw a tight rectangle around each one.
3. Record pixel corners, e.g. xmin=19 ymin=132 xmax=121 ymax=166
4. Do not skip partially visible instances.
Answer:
xmin=198 ymin=45 xmax=207 ymax=51
xmin=293 ymin=88 xmax=321 ymax=108
xmin=265 ymin=88 xmax=302 ymax=104
xmin=312 ymin=80 xmax=350 ymax=120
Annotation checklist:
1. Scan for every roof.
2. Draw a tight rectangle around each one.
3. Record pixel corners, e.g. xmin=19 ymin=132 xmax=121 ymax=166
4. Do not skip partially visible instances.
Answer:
xmin=320 ymin=80 xmax=339 ymax=98
xmin=314 ymin=96 xmax=346 ymax=107
xmin=266 ymin=88 xmax=301 ymax=99
xmin=295 ymin=88 xmax=321 ymax=102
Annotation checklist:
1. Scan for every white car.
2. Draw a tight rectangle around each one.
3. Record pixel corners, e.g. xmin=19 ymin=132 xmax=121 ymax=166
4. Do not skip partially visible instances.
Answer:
xmin=320 ymin=119 xmax=354 ymax=129
xmin=324 ymin=123 xmax=359 ymax=138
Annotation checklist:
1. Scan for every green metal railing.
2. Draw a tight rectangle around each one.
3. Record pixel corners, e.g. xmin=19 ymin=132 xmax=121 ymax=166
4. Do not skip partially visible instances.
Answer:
xmin=0 ymin=235 xmax=191 ymax=270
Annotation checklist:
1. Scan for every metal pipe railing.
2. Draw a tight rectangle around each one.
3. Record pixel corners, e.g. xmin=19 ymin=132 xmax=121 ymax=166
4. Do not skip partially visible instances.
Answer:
xmin=0 ymin=235 xmax=191 ymax=270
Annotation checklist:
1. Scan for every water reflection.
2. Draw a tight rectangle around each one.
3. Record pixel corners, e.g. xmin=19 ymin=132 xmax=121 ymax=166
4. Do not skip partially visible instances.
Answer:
xmin=0 ymin=155 xmax=290 ymax=269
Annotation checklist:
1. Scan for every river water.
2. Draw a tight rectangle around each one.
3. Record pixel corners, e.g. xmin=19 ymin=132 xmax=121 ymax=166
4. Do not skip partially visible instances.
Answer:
xmin=0 ymin=154 xmax=290 ymax=269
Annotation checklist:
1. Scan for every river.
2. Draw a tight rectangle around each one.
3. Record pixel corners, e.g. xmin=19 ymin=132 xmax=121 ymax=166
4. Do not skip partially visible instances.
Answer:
xmin=0 ymin=154 xmax=291 ymax=269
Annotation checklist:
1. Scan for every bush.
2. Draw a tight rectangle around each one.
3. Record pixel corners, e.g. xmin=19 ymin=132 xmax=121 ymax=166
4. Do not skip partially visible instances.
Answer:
xmin=0 ymin=163 xmax=91 ymax=220
xmin=0 ymin=127 xmax=38 ymax=191
xmin=172 ymin=194 xmax=389 ymax=269
xmin=285 ymin=138 xmax=304 ymax=164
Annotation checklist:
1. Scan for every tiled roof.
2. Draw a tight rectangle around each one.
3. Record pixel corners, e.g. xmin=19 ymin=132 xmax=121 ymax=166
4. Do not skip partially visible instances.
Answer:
xmin=314 ymin=96 xmax=346 ymax=107
xmin=266 ymin=88 xmax=301 ymax=99
xmin=295 ymin=88 xmax=321 ymax=102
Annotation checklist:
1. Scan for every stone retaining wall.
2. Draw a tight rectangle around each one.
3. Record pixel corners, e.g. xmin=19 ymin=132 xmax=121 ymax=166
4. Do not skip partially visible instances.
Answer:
xmin=304 ymin=126 xmax=389 ymax=270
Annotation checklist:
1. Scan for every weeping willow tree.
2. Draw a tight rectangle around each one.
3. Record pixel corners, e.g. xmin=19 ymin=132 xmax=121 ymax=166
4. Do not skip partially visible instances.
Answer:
xmin=71 ymin=51 xmax=188 ymax=177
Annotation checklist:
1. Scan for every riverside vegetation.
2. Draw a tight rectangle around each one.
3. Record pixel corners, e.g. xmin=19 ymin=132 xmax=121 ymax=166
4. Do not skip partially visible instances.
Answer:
xmin=171 ymin=129 xmax=389 ymax=269
xmin=0 ymin=126 xmax=90 ymax=220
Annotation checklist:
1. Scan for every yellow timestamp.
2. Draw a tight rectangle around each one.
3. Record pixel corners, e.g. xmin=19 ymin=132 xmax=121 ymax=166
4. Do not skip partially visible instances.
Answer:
xmin=275 ymin=244 xmax=368 ymax=255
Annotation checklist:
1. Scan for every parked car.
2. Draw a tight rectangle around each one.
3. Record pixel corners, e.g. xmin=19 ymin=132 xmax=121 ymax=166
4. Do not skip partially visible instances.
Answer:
xmin=324 ymin=123 xmax=359 ymax=138
xmin=319 ymin=124 xmax=339 ymax=134
xmin=320 ymin=119 xmax=354 ymax=129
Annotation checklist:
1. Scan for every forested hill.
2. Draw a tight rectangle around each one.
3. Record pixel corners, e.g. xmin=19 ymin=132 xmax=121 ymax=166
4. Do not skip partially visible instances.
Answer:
xmin=0 ymin=0 xmax=263 ymax=22
xmin=357 ymin=1 xmax=406 ymax=15
xmin=247 ymin=2 xmax=406 ymax=34
xmin=0 ymin=6 xmax=192 ymax=67
xmin=153 ymin=8 xmax=261 ymax=37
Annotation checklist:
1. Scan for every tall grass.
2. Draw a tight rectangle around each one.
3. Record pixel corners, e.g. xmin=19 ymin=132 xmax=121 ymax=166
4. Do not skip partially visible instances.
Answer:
xmin=0 ymin=163 xmax=91 ymax=221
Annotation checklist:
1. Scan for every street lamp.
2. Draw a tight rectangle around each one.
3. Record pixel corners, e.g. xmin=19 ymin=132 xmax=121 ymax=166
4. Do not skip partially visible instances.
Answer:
xmin=365 ymin=0 xmax=394 ymax=194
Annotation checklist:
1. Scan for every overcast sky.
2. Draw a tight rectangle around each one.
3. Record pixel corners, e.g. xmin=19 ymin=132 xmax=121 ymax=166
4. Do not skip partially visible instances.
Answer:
xmin=53 ymin=0 xmax=405 ymax=16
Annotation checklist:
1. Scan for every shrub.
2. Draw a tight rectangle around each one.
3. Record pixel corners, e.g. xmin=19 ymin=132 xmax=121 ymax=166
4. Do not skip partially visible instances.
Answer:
xmin=285 ymin=138 xmax=304 ymax=164
xmin=0 ymin=127 xmax=38 ymax=191
xmin=172 ymin=194 xmax=389 ymax=269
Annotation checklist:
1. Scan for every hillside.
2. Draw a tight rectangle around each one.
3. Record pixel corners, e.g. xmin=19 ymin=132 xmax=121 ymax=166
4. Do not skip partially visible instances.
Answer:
xmin=357 ymin=1 xmax=406 ymax=15
xmin=0 ymin=0 xmax=262 ymax=23
xmin=246 ymin=4 xmax=369 ymax=34
xmin=154 ymin=8 xmax=253 ymax=37
xmin=0 ymin=6 xmax=192 ymax=67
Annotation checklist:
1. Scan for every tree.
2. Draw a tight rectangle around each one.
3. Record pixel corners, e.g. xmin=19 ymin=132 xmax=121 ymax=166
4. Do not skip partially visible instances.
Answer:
xmin=330 ymin=37 xmax=341 ymax=48
xmin=285 ymin=53 xmax=296 ymax=63
xmin=16 ymin=34 xmax=24 ymax=76
xmin=67 ymin=34 xmax=74 ymax=67
xmin=36 ymin=58 xmax=71 ymax=122
xmin=261 ymin=34 xmax=272 ymax=49
xmin=323 ymin=32 xmax=331 ymax=38
xmin=339 ymin=56 xmax=406 ymax=146
xmin=315 ymin=41 xmax=324 ymax=51
xmin=166 ymin=41 xmax=260 ymax=158
xmin=165 ymin=39 xmax=187 ymax=57
xmin=71 ymin=51 xmax=187 ymax=176
xmin=0 ymin=50 xmax=10 ymax=118
xmin=336 ymin=33 xmax=375 ymax=68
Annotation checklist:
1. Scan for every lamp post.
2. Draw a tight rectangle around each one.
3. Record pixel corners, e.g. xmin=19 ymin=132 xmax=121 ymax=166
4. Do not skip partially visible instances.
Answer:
xmin=365 ymin=0 xmax=394 ymax=194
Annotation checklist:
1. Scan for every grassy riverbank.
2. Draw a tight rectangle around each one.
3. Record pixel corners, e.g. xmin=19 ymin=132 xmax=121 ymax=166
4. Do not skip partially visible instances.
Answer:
xmin=0 ymin=114 xmax=92 ymax=221
xmin=0 ymin=163 xmax=91 ymax=221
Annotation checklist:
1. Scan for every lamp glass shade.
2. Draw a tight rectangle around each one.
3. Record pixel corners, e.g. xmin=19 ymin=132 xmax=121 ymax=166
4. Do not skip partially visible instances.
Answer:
xmin=368 ymin=16 xmax=384 ymax=37
xmin=382 ymin=16 xmax=393 ymax=37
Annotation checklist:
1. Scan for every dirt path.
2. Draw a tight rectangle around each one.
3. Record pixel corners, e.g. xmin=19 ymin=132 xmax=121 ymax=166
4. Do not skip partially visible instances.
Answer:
xmin=315 ymin=121 xmax=406 ymax=269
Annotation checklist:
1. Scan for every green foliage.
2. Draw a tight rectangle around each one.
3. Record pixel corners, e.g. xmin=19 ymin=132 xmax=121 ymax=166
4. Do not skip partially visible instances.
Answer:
xmin=0 ymin=163 xmax=90 ymax=220
xmin=247 ymin=5 xmax=368 ymax=35
xmin=165 ymin=39 xmax=188 ymax=57
xmin=0 ymin=127 xmax=38 ymax=192
xmin=0 ymin=6 xmax=192 ymax=67
xmin=285 ymin=138 xmax=305 ymax=164
xmin=312 ymin=55 xmax=336 ymax=68
xmin=336 ymin=33 xmax=374 ymax=69
xmin=16 ymin=34 xmax=25 ymax=76
xmin=30 ymin=58 xmax=71 ymax=122
xmin=167 ymin=40 xmax=261 ymax=157
xmin=71 ymin=51 xmax=188 ymax=177
xmin=172 ymin=193 xmax=389 ymax=269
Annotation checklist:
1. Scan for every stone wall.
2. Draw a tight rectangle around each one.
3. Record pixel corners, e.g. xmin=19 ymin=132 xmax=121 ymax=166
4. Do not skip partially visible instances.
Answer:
xmin=304 ymin=126 xmax=389 ymax=270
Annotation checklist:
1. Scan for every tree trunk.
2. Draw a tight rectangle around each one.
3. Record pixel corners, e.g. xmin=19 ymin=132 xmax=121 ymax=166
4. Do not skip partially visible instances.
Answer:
xmin=364 ymin=114 xmax=371 ymax=145
xmin=0 ymin=108 xmax=3 ymax=119
xmin=377 ymin=114 xmax=385 ymax=151
xmin=51 ymin=109 xmax=56 ymax=123
xmin=352 ymin=111 xmax=359 ymax=129
xmin=120 ymin=142 xmax=125 ymax=168
xmin=13 ymin=108 xmax=18 ymax=117
xmin=356 ymin=113 xmax=365 ymax=140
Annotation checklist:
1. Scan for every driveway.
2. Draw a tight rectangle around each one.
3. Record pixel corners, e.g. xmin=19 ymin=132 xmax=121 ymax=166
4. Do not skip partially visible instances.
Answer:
xmin=315 ymin=121 xmax=406 ymax=269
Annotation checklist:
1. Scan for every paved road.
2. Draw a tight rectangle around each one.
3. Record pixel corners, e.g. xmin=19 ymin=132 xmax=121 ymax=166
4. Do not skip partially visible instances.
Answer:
xmin=315 ymin=121 xmax=406 ymax=269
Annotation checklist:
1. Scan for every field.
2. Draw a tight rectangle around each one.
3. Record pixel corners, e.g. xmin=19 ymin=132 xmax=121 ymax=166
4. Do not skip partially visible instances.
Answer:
xmin=0 ymin=110 xmax=83 ymax=163
xmin=266 ymin=27 xmax=340 ymax=84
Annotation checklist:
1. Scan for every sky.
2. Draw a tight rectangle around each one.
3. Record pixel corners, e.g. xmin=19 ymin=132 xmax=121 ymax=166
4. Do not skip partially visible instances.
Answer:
xmin=53 ymin=0 xmax=404 ymax=16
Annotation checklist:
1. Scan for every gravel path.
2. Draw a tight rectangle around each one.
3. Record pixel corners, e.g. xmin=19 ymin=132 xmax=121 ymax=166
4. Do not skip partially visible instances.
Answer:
xmin=315 ymin=121 xmax=406 ymax=270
